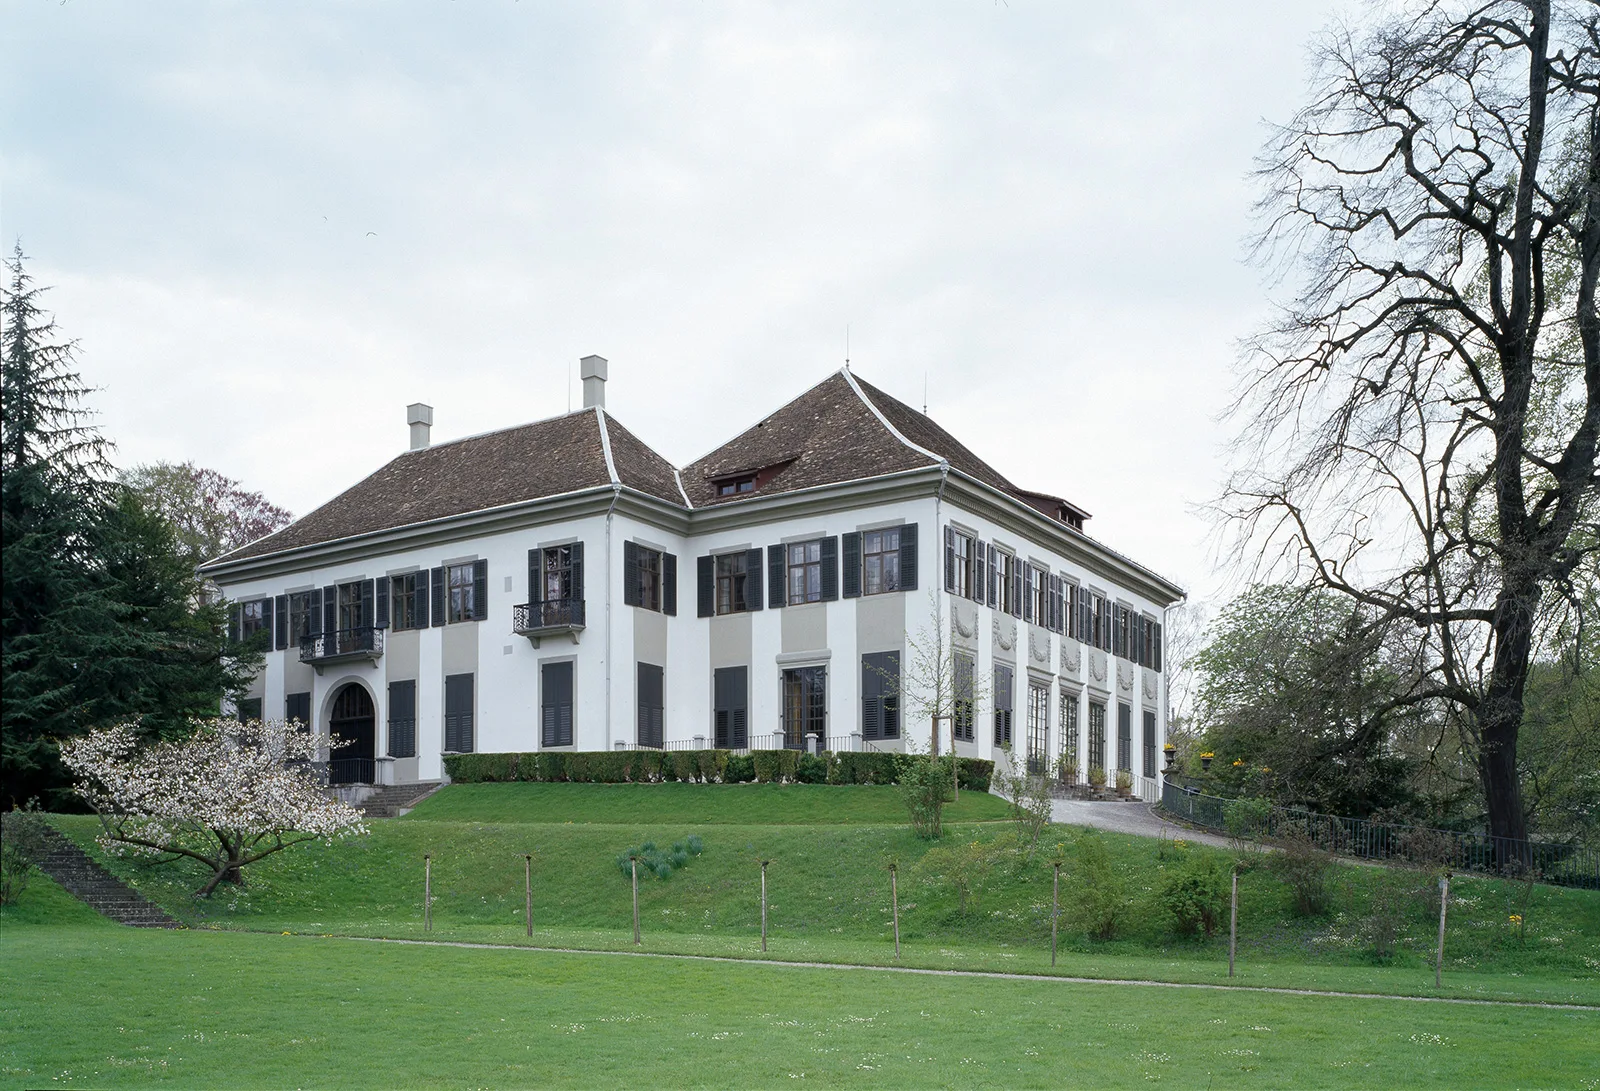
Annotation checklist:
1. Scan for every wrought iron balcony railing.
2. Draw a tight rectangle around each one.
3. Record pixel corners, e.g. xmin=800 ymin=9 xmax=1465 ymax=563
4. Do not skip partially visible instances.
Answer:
xmin=299 ymin=625 xmax=385 ymax=667
xmin=512 ymin=599 xmax=585 ymax=646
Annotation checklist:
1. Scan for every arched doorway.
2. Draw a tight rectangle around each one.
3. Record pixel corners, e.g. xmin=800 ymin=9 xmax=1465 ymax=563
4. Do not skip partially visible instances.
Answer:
xmin=328 ymin=683 xmax=376 ymax=785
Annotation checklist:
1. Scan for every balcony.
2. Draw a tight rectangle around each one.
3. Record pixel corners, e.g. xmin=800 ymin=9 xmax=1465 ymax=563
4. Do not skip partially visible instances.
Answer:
xmin=299 ymin=626 xmax=385 ymax=671
xmin=512 ymin=599 xmax=586 ymax=647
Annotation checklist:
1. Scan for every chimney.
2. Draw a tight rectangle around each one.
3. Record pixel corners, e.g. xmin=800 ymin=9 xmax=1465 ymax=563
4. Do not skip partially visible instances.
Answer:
xmin=407 ymin=403 xmax=433 ymax=451
xmin=580 ymin=354 xmax=608 ymax=410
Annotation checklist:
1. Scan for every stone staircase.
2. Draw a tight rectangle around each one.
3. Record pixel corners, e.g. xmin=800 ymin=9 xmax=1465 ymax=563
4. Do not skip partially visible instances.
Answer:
xmin=358 ymin=780 xmax=443 ymax=818
xmin=36 ymin=826 xmax=181 ymax=928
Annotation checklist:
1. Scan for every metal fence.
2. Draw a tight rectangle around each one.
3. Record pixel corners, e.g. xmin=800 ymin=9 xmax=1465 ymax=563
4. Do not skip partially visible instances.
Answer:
xmin=1160 ymin=778 xmax=1598 ymax=890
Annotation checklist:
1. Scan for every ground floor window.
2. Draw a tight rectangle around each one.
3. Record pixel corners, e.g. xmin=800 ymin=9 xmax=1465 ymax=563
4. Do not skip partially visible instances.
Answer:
xmin=1060 ymin=691 xmax=1079 ymax=775
xmin=445 ymin=673 xmax=475 ymax=753
xmin=713 ymin=666 xmax=748 ymax=750
xmin=953 ymin=653 xmax=975 ymax=742
xmin=541 ymin=662 xmax=573 ymax=747
xmin=993 ymin=664 xmax=1013 ymax=747
xmin=286 ymin=691 xmax=311 ymax=730
xmin=637 ymin=663 xmax=664 ymax=749
xmin=388 ymin=680 xmax=417 ymax=758
xmin=1117 ymin=702 xmax=1133 ymax=774
xmin=1026 ymin=683 xmax=1049 ymax=775
xmin=1088 ymin=701 xmax=1106 ymax=774
xmin=237 ymin=697 xmax=262 ymax=721
xmin=783 ymin=666 xmax=827 ymax=748
xmin=1143 ymin=708 xmax=1157 ymax=778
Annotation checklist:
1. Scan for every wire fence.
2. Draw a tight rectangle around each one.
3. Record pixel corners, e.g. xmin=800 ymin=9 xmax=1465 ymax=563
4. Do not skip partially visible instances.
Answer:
xmin=1160 ymin=777 xmax=1599 ymax=890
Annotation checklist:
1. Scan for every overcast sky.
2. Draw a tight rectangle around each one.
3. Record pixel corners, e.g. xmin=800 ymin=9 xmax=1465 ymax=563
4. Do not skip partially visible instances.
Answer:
xmin=5 ymin=0 xmax=1348 ymax=608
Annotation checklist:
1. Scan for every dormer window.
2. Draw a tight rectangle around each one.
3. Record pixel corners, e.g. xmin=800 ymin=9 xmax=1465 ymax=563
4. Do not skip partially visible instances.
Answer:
xmin=717 ymin=476 xmax=757 ymax=497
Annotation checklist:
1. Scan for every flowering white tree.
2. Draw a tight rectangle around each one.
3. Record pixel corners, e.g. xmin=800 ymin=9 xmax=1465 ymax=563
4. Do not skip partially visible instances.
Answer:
xmin=59 ymin=718 xmax=367 ymax=896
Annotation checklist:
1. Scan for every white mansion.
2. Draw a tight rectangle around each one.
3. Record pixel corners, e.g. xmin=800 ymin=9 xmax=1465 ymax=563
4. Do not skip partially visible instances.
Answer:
xmin=203 ymin=360 xmax=1184 ymax=796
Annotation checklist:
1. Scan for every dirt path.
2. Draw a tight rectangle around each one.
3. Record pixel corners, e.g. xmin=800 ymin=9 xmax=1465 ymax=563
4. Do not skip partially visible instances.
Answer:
xmin=324 ymin=934 xmax=1598 ymax=1011
xmin=1051 ymin=798 xmax=1233 ymax=849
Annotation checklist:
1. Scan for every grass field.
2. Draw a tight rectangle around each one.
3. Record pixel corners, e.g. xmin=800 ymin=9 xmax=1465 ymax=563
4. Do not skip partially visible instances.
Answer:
xmin=403 ymin=781 xmax=1014 ymax=824
xmin=2 ymin=921 xmax=1594 ymax=1090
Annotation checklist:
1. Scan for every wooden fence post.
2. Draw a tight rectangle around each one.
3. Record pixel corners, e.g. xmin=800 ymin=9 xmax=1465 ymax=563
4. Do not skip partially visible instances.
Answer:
xmin=1228 ymin=866 xmax=1238 ymax=978
xmin=631 ymin=856 xmax=641 ymax=946
xmin=1435 ymin=872 xmax=1450 ymax=988
xmin=423 ymin=853 xmax=432 ymax=933
xmin=890 ymin=864 xmax=900 ymax=961
xmin=524 ymin=854 xmax=532 ymax=938
xmin=760 ymin=860 xmax=769 ymax=953
xmin=1051 ymin=862 xmax=1061 ymax=967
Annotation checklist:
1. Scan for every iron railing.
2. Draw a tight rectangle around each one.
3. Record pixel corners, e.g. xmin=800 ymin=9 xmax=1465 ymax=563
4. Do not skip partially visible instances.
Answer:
xmin=299 ymin=625 xmax=384 ymax=664
xmin=512 ymin=599 xmax=585 ymax=633
xmin=326 ymin=757 xmax=376 ymax=786
xmin=1160 ymin=778 xmax=1598 ymax=890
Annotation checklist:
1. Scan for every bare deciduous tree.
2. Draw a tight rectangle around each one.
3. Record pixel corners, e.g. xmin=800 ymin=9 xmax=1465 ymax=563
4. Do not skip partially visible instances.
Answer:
xmin=1224 ymin=0 xmax=1598 ymax=845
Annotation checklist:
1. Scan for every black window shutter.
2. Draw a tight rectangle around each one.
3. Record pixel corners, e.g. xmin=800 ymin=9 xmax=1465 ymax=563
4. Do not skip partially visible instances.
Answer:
xmin=623 ymin=541 xmax=640 ymax=608
xmin=861 ymin=654 xmax=881 ymax=740
xmin=431 ymin=567 xmax=446 ymax=626
xmin=987 ymin=544 xmax=998 ymax=605
xmin=472 ymin=559 xmax=488 ymax=621
xmin=972 ymin=541 xmax=986 ymax=606
xmin=542 ymin=662 xmax=573 ymax=747
xmin=1021 ymin=567 xmax=1033 ymax=623
xmin=1154 ymin=623 xmax=1163 ymax=672
xmin=228 ymin=603 xmax=241 ymax=643
xmin=275 ymin=595 xmax=288 ymax=650
xmin=744 ymin=548 xmax=764 ymax=611
xmin=310 ymin=588 xmax=323 ymax=634
xmin=820 ymin=536 xmax=838 ymax=602
xmin=528 ymin=550 xmax=543 ymax=604
xmin=1011 ymin=566 xmax=1023 ymax=618
xmin=570 ymin=542 xmax=584 ymax=603
xmin=882 ymin=651 xmax=900 ymax=739
xmin=768 ymin=544 xmax=786 ymax=609
xmin=842 ymin=532 xmax=861 ymax=598
xmin=663 ymin=553 xmax=678 ymax=616
xmin=361 ymin=578 xmax=375 ymax=629
xmin=374 ymin=578 xmax=389 ymax=629
xmin=323 ymin=585 xmax=337 ymax=634
xmin=944 ymin=526 xmax=956 ymax=592
xmin=1133 ymin=615 xmax=1145 ymax=666
xmin=898 ymin=522 xmax=917 ymax=591
xmin=414 ymin=576 xmax=429 ymax=628
xmin=696 ymin=555 xmax=714 ymax=617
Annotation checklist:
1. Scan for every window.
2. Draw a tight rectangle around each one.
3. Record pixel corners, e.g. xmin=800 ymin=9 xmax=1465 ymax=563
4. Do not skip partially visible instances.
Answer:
xmin=862 ymin=527 xmax=901 ymax=595
xmin=1029 ymin=565 xmax=1048 ymax=625
xmin=1091 ymin=593 xmax=1109 ymax=651
xmin=541 ymin=547 xmax=579 ymax=604
xmin=993 ymin=664 xmax=1013 ymax=747
xmin=1026 ymin=683 xmax=1049 ymax=775
xmin=446 ymin=563 xmax=477 ymax=623
xmin=717 ymin=475 xmax=756 ymax=497
xmin=337 ymin=580 xmax=370 ymax=631
xmin=783 ymin=666 xmax=827 ymax=749
xmin=787 ymin=540 xmax=824 ymax=604
xmin=1066 ymin=583 xmax=1081 ymax=641
xmin=1088 ymin=701 xmax=1107 ymax=773
xmin=388 ymin=680 xmax=417 ymax=758
xmin=237 ymin=697 xmax=263 ymax=721
xmin=716 ymin=552 xmax=751 ymax=614
xmin=945 ymin=527 xmax=977 ymax=598
xmin=637 ymin=547 xmax=661 ymax=611
xmin=241 ymin=599 xmax=269 ymax=641
xmin=445 ymin=673 xmax=474 ymax=753
xmin=995 ymin=551 xmax=1016 ymax=614
xmin=390 ymin=573 xmax=424 ymax=630
xmin=637 ymin=663 xmax=664 ymax=749
xmin=861 ymin=652 xmax=900 ymax=741
xmin=1113 ymin=604 xmax=1132 ymax=660
xmin=1117 ymin=702 xmax=1133 ymax=773
xmin=713 ymin=666 xmax=748 ymax=750
xmin=1060 ymin=691 xmax=1080 ymax=772
xmin=1143 ymin=709 xmax=1157 ymax=779
xmin=541 ymin=662 xmax=573 ymax=747
xmin=287 ymin=591 xmax=317 ymax=643
xmin=953 ymin=653 xmax=975 ymax=742
xmin=286 ymin=691 xmax=311 ymax=729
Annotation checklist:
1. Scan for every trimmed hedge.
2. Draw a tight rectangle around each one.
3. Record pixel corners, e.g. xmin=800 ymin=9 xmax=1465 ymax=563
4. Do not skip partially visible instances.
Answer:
xmin=444 ymin=750 xmax=994 ymax=791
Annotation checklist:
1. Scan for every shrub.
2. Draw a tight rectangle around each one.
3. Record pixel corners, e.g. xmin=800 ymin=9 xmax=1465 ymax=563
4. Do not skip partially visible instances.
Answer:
xmin=444 ymin=753 xmax=517 ymax=782
xmin=832 ymin=751 xmax=904 ymax=785
xmin=0 ymin=809 xmax=50 ymax=906
xmin=1360 ymin=868 xmax=1416 ymax=960
xmin=956 ymin=758 xmax=994 ymax=792
xmin=669 ymin=751 xmax=698 ymax=783
xmin=899 ymin=755 xmax=955 ymax=839
xmin=751 ymin=750 xmax=799 ymax=783
xmin=1223 ymin=796 xmax=1273 ymax=850
xmin=1161 ymin=855 xmax=1227 ymax=937
xmin=701 ymin=750 xmax=727 ymax=783
xmin=1270 ymin=828 xmax=1334 ymax=916
xmin=796 ymin=752 xmax=830 ymax=784
xmin=917 ymin=835 xmax=1001 ymax=915
xmin=535 ymin=752 xmax=569 ymax=782
xmin=724 ymin=754 xmax=756 ymax=783
xmin=617 ymin=834 xmax=704 ymax=881
xmin=1066 ymin=831 xmax=1128 ymax=940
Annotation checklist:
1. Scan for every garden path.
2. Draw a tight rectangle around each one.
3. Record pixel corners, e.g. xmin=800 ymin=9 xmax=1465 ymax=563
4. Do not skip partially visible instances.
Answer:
xmin=1049 ymin=797 xmax=1233 ymax=850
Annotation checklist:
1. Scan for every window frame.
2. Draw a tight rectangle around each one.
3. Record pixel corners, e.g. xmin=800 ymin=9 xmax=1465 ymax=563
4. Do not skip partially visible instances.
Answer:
xmin=1088 ymin=701 xmax=1107 ymax=773
xmin=1029 ymin=564 xmax=1049 ymax=624
xmin=715 ymin=552 xmax=751 ymax=615
xmin=1025 ymin=683 xmax=1049 ymax=775
xmin=953 ymin=531 xmax=975 ymax=598
xmin=786 ymin=539 xmax=825 ymax=606
xmin=1060 ymin=690 xmax=1080 ymax=770
xmin=636 ymin=546 xmax=662 ymax=612
xmin=446 ymin=562 xmax=477 ymax=623
xmin=390 ymin=573 xmax=419 ymax=630
xmin=240 ymin=598 xmax=269 ymax=641
xmin=996 ymin=551 xmax=1016 ymax=614
xmin=862 ymin=526 xmax=901 ymax=596
xmin=953 ymin=652 xmax=976 ymax=742
xmin=783 ymin=665 xmax=828 ymax=748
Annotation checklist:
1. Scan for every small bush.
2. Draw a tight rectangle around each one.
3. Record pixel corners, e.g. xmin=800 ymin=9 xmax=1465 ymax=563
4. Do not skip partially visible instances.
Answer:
xmin=701 ymin=750 xmax=727 ymax=783
xmin=669 ymin=751 xmax=697 ymax=783
xmin=1162 ymin=855 xmax=1227 ymax=937
xmin=724 ymin=754 xmax=756 ymax=783
xmin=796 ymin=752 xmax=830 ymax=784
xmin=917 ymin=835 xmax=1002 ymax=915
xmin=899 ymin=755 xmax=955 ymax=839
xmin=1360 ymin=868 xmax=1416 ymax=960
xmin=751 ymin=750 xmax=798 ymax=783
xmin=956 ymin=758 xmax=994 ymax=792
xmin=1223 ymin=796 xmax=1273 ymax=850
xmin=1271 ymin=828 xmax=1334 ymax=916
xmin=0 ymin=809 xmax=50 ymax=907
xmin=444 ymin=753 xmax=517 ymax=782
xmin=617 ymin=833 xmax=704 ymax=881
xmin=832 ymin=751 xmax=904 ymax=785
xmin=1066 ymin=830 xmax=1128 ymax=940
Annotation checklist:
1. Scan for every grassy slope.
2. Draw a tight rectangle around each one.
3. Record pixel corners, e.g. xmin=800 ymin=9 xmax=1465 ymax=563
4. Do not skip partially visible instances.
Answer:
xmin=405 ymin=781 xmax=1014 ymax=824
xmin=44 ymin=783 xmax=1600 ymax=1005
xmin=1 ymin=920 xmax=1593 ymax=1090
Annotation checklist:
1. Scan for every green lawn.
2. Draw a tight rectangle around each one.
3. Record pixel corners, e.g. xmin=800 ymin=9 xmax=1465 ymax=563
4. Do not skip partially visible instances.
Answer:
xmin=403 ymin=781 xmax=1014 ymax=824
xmin=1 ymin=923 xmax=1593 ymax=1089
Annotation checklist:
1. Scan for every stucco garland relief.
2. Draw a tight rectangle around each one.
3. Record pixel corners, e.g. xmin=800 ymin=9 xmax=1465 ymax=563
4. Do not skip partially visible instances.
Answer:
xmin=1089 ymin=650 xmax=1108 ymax=685
xmin=1142 ymin=669 xmax=1158 ymax=701
xmin=951 ymin=603 xmax=976 ymax=641
xmin=1029 ymin=629 xmax=1049 ymax=666
xmin=992 ymin=614 xmax=1016 ymax=652
xmin=1116 ymin=661 xmax=1134 ymax=693
xmin=1060 ymin=640 xmax=1081 ymax=676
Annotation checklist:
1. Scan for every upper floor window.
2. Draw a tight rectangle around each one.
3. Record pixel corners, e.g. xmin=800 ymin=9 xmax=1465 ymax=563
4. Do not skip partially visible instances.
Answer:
xmin=787 ymin=540 xmax=824 ymax=604
xmin=337 ymin=580 xmax=369 ymax=631
xmin=622 ymin=541 xmax=675 ymax=615
xmin=716 ymin=552 xmax=752 ymax=614
xmin=637 ymin=547 xmax=661 ymax=611
xmin=542 ymin=546 xmax=579 ymax=603
xmin=287 ymin=591 xmax=316 ymax=641
xmin=390 ymin=573 xmax=422 ymax=630
xmin=863 ymin=527 xmax=900 ymax=595
xmin=241 ymin=598 xmax=269 ymax=640
xmin=995 ymin=551 xmax=1016 ymax=614
xmin=945 ymin=527 xmax=977 ymax=599
xmin=1091 ymin=592 xmax=1109 ymax=651
xmin=446 ymin=562 xmax=477 ymax=623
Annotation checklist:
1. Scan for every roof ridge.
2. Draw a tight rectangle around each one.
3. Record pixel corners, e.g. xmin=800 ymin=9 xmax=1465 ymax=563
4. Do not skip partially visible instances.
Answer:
xmin=594 ymin=407 xmax=619 ymax=487
xmin=840 ymin=367 xmax=947 ymax=468
xmin=679 ymin=370 xmax=856 ymax=472
xmin=672 ymin=467 xmax=694 ymax=509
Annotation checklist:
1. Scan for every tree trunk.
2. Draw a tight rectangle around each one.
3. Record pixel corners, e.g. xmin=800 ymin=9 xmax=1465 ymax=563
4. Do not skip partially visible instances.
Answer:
xmin=930 ymin=713 xmax=940 ymax=757
xmin=1478 ymin=580 xmax=1538 ymax=848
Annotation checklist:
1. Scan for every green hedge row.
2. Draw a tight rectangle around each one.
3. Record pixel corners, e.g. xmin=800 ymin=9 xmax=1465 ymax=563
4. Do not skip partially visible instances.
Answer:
xmin=443 ymin=750 xmax=993 ymax=791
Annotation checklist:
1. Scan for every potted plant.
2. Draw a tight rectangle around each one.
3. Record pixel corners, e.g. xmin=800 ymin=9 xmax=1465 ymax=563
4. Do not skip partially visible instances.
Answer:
xmin=1162 ymin=743 xmax=1176 ymax=771
xmin=1056 ymin=753 xmax=1079 ymax=786
xmin=1199 ymin=751 xmax=1214 ymax=772
xmin=1114 ymin=769 xmax=1133 ymax=795
xmin=1088 ymin=765 xmax=1107 ymax=788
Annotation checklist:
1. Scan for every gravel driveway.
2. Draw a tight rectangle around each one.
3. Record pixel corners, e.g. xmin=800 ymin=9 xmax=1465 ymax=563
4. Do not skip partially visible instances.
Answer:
xmin=1050 ymin=798 xmax=1233 ymax=849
